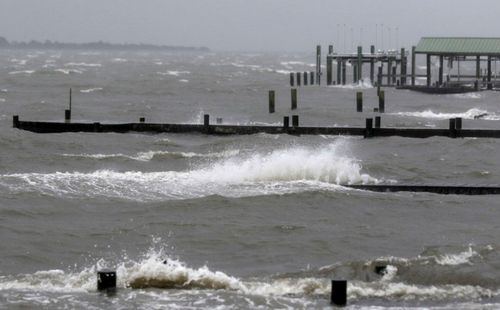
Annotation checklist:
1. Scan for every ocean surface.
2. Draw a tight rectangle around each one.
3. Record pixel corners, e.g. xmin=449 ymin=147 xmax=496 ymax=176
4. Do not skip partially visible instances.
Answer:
xmin=0 ymin=48 xmax=500 ymax=309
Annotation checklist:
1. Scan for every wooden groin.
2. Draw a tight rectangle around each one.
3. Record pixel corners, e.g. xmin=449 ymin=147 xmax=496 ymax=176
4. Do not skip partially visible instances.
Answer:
xmin=346 ymin=184 xmax=500 ymax=195
xmin=12 ymin=115 xmax=500 ymax=139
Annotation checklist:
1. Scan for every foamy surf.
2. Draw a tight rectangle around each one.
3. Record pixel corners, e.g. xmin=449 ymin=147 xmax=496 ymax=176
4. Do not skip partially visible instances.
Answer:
xmin=393 ymin=108 xmax=500 ymax=120
xmin=1 ymin=241 xmax=499 ymax=304
xmin=0 ymin=142 xmax=376 ymax=200
xmin=60 ymin=149 xmax=240 ymax=161
xmin=332 ymin=78 xmax=374 ymax=89
xmin=80 ymin=87 xmax=103 ymax=93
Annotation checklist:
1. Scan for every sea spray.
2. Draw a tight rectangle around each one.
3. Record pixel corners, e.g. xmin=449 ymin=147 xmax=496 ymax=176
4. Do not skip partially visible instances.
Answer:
xmin=0 ymin=141 xmax=376 ymax=200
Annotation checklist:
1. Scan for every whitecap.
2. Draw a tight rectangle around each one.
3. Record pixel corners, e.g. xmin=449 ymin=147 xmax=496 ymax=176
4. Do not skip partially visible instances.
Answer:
xmin=54 ymin=69 xmax=83 ymax=75
xmin=393 ymin=108 xmax=500 ymax=120
xmin=80 ymin=88 xmax=103 ymax=93
xmin=9 ymin=70 xmax=35 ymax=75
xmin=64 ymin=62 xmax=102 ymax=67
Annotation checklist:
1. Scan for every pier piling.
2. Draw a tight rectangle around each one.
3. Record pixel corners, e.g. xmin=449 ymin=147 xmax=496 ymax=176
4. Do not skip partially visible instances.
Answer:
xmin=283 ymin=116 xmax=289 ymax=128
xmin=449 ymin=118 xmax=456 ymax=138
xmin=97 ymin=270 xmax=116 ymax=292
xmin=296 ymin=72 xmax=301 ymax=87
xmin=139 ymin=117 xmax=145 ymax=123
xmin=303 ymin=71 xmax=308 ymax=86
xmin=365 ymin=118 xmax=374 ymax=138
xmin=356 ymin=92 xmax=363 ymax=112
xmin=292 ymin=115 xmax=299 ymax=127
xmin=290 ymin=72 xmax=294 ymax=87
xmin=268 ymin=90 xmax=275 ymax=113
xmin=310 ymin=71 xmax=314 ymax=85
xmin=13 ymin=115 xmax=19 ymax=128
xmin=291 ymin=88 xmax=297 ymax=110
xmin=331 ymin=280 xmax=347 ymax=306
xmin=379 ymin=90 xmax=385 ymax=113
xmin=375 ymin=116 xmax=381 ymax=128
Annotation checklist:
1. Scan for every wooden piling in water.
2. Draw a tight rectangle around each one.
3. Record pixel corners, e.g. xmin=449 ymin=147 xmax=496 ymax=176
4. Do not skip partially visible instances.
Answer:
xmin=292 ymin=115 xmax=299 ymax=127
xmin=439 ymin=55 xmax=444 ymax=86
xmin=449 ymin=118 xmax=456 ymax=138
xmin=401 ymin=48 xmax=407 ymax=85
xmin=365 ymin=118 xmax=374 ymax=138
xmin=392 ymin=66 xmax=397 ymax=85
xmin=377 ymin=66 xmax=382 ymax=95
xmin=357 ymin=46 xmax=362 ymax=83
xmin=296 ymin=72 xmax=301 ymax=86
xmin=65 ymin=88 xmax=72 ymax=122
xmin=387 ymin=57 xmax=392 ymax=85
xmin=204 ymin=114 xmax=210 ymax=128
xmin=353 ymin=63 xmax=358 ymax=83
xmin=370 ymin=45 xmax=375 ymax=84
xmin=379 ymin=90 xmax=385 ymax=113
xmin=139 ymin=117 xmax=145 ymax=123
xmin=375 ymin=116 xmax=381 ymax=128
xmin=290 ymin=72 xmax=294 ymax=87
xmin=330 ymin=280 xmax=347 ymax=306
xmin=303 ymin=71 xmax=308 ymax=86
xmin=310 ymin=71 xmax=314 ymax=85
xmin=426 ymin=54 xmax=431 ymax=87
xmin=13 ymin=115 xmax=19 ymax=128
xmin=341 ymin=61 xmax=346 ymax=85
xmin=316 ymin=45 xmax=321 ymax=85
xmin=327 ymin=45 xmax=333 ymax=85
xmin=283 ymin=116 xmax=289 ymax=128
xmin=411 ymin=46 xmax=416 ymax=86
xmin=268 ymin=90 xmax=275 ymax=113
xmin=337 ymin=59 xmax=342 ymax=85
xmin=291 ymin=88 xmax=297 ymax=110
xmin=356 ymin=92 xmax=363 ymax=112
xmin=487 ymin=56 xmax=492 ymax=89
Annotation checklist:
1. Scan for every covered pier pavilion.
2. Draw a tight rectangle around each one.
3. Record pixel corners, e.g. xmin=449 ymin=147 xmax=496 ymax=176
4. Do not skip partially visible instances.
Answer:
xmin=411 ymin=37 xmax=500 ymax=91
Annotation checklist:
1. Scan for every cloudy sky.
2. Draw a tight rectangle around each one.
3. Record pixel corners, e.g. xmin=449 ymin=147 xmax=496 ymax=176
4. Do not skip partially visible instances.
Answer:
xmin=1 ymin=0 xmax=499 ymax=51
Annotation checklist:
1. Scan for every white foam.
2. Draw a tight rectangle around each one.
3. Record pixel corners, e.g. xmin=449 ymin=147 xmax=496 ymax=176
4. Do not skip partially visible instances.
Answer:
xmin=332 ymin=78 xmax=374 ymax=89
xmin=1 ymin=141 xmax=375 ymax=200
xmin=64 ymin=62 xmax=101 ymax=67
xmin=10 ymin=58 xmax=27 ymax=65
xmin=112 ymin=58 xmax=128 ymax=62
xmin=157 ymin=70 xmax=190 ymax=76
xmin=54 ymin=69 xmax=83 ymax=75
xmin=0 ymin=98 xmax=5 ymax=102
xmin=393 ymin=108 xmax=500 ymax=120
xmin=230 ymin=63 xmax=261 ymax=69
xmin=434 ymin=247 xmax=478 ymax=266
xmin=178 ymin=79 xmax=189 ymax=83
xmin=60 ymin=149 xmax=240 ymax=161
xmin=274 ymin=69 xmax=292 ymax=75
xmin=0 ymin=89 xmax=7 ymax=93
xmin=80 ymin=88 xmax=103 ymax=93
xmin=9 ymin=70 xmax=35 ymax=75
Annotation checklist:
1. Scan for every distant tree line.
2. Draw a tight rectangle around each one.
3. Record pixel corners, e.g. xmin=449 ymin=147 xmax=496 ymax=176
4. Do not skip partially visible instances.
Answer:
xmin=0 ymin=36 xmax=210 ymax=52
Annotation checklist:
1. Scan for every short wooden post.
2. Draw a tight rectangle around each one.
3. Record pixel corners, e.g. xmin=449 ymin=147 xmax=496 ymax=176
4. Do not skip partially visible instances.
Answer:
xmin=310 ymin=71 xmax=314 ymax=85
xmin=13 ymin=115 xmax=19 ymax=128
xmin=379 ymin=90 xmax=385 ymax=113
xmin=353 ymin=64 xmax=358 ymax=83
xmin=365 ymin=118 xmax=374 ymax=138
xmin=65 ymin=109 xmax=71 ymax=122
xmin=303 ymin=71 xmax=308 ymax=86
xmin=283 ymin=116 xmax=289 ymax=128
xmin=139 ymin=117 xmax=145 ymax=123
xmin=296 ymin=72 xmax=301 ymax=86
xmin=356 ymin=92 xmax=363 ymax=112
xmin=375 ymin=116 xmax=381 ymax=128
xmin=290 ymin=72 xmax=294 ymax=87
xmin=455 ymin=118 xmax=462 ymax=130
xmin=291 ymin=88 xmax=297 ymax=110
xmin=204 ymin=114 xmax=210 ymax=128
xmin=268 ymin=90 xmax=275 ymax=113
xmin=292 ymin=115 xmax=299 ymax=127
xmin=330 ymin=280 xmax=347 ymax=306
xmin=97 ymin=270 xmax=116 ymax=291
xmin=449 ymin=118 xmax=456 ymax=138
xmin=327 ymin=48 xmax=333 ymax=85
xmin=216 ymin=117 xmax=223 ymax=124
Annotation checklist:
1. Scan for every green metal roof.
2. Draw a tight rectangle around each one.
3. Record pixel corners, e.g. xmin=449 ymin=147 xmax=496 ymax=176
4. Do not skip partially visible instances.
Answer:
xmin=415 ymin=37 xmax=500 ymax=55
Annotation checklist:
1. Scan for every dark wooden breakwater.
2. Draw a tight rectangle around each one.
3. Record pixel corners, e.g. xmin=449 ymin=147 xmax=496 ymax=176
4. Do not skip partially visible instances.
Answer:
xmin=12 ymin=115 xmax=500 ymax=139
xmin=346 ymin=184 xmax=500 ymax=195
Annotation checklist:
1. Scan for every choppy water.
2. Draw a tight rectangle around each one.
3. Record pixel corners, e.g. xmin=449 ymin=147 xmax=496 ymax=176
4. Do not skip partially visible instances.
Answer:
xmin=1 ymin=48 xmax=500 ymax=309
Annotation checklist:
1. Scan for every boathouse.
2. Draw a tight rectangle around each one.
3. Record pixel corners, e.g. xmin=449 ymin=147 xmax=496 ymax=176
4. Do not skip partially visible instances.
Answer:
xmin=413 ymin=37 xmax=500 ymax=90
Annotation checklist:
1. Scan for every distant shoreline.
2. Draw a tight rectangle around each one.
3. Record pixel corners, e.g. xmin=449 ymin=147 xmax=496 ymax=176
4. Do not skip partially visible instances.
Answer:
xmin=0 ymin=36 xmax=210 ymax=52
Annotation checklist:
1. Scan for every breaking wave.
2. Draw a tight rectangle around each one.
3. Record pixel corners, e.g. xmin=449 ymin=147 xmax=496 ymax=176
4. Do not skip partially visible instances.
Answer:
xmin=0 ymin=142 xmax=376 ymax=200
xmin=393 ymin=108 xmax=500 ymax=120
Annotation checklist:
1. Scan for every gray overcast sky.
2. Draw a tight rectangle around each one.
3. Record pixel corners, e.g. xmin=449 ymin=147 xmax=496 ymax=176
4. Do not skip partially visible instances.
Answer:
xmin=1 ymin=0 xmax=500 ymax=52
